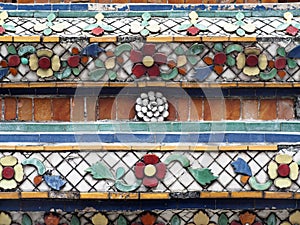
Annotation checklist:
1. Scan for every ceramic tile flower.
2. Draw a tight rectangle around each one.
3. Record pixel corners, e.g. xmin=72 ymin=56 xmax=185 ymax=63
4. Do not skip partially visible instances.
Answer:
xmin=29 ymin=49 xmax=60 ymax=78
xmin=277 ymin=12 xmax=300 ymax=36
xmin=230 ymin=212 xmax=262 ymax=225
xmin=268 ymin=154 xmax=299 ymax=188
xmin=280 ymin=210 xmax=300 ymax=225
xmin=0 ymin=156 xmax=24 ymax=190
xmin=177 ymin=11 xmax=207 ymax=36
xmin=130 ymin=44 xmax=167 ymax=78
xmin=83 ymin=13 xmax=115 ymax=36
xmin=222 ymin=12 xmax=256 ymax=36
xmin=134 ymin=154 xmax=166 ymax=188
xmin=33 ymin=13 xmax=66 ymax=36
xmin=44 ymin=212 xmax=61 ymax=225
xmin=130 ymin=12 xmax=161 ymax=37
xmin=236 ymin=47 xmax=268 ymax=76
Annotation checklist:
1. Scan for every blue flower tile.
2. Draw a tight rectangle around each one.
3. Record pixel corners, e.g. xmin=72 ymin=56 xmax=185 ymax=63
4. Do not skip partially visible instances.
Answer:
xmin=0 ymin=3 xmax=17 ymax=10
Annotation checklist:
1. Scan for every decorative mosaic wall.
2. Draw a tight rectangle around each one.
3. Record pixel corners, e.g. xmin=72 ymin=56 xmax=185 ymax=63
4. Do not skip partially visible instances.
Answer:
xmin=0 ymin=2 xmax=300 ymax=224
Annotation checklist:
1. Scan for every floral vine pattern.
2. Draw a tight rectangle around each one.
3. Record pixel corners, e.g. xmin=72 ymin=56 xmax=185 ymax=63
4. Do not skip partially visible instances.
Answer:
xmin=1 ymin=210 xmax=300 ymax=225
xmin=232 ymin=152 xmax=300 ymax=190
xmin=0 ymin=42 xmax=299 ymax=82
xmin=86 ymin=153 xmax=217 ymax=191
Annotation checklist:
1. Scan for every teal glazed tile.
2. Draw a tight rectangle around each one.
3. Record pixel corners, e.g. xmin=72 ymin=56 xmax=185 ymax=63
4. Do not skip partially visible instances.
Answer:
xmin=124 ymin=123 xmax=151 ymax=132
xmin=246 ymin=122 xmax=281 ymax=132
xmin=8 ymin=11 xmax=34 ymax=17
xmin=33 ymin=11 xmax=55 ymax=18
xmin=172 ymin=122 xmax=211 ymax=132
xmin=98 ymin=123 xmax=116 ymax=132
xmin=281 ymin=122 xmax=300 ymax=132
xmin=221 ymin=122 xmax=246 ymax=131
xmin=58 ymin=11 xmax=97 ymax=18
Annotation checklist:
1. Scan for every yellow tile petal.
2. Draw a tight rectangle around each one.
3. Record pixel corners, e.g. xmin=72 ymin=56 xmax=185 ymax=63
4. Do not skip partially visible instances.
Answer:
xmin=275 ymin=154 xmax=292 ymax=164
xmin=51 ymin=55 xmax=60 ymax=72
xmin=29 ymin=54 xmax=38 ymax=71
xmin=37 ymin=68 xmax=53 ymax=78
xmin=14 ymin=164 xmax=24 ymax=182
xmin=274 ymin=177 xmax=292 ymax=188
xmin=268 ymin=161 xmax=278 ymax=179
xmin=0 ymin=156 xmax=17 ymax=166
xmin=0 ymin=179 xmax=17 ymax=189
xmin=289 ymin=162 xmax=299 ymax=180
xmin=37 ymin=49 xmax=53 ymax=58
xmin=92 ymin=213 xmax=108 ymax=225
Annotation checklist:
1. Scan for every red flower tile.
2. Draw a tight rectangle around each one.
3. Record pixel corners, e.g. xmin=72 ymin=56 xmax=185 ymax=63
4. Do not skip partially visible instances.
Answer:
xmin=38 ymin=57 xmax=51 ymax=69
xmin=214 ymin=52 xmax=227 ymax=65
xmin=67 ymin=55 xmax=80 ymax=68
xmin=8 ymin=55 xmax=20 ymax=67
xmin=187 ymin=26 xmax=200 ymax=36
xmin=246 ymin=54 xmax=258 ymax=67
xmin=0 ymin=26 xmax=5 ymax=35
xmin=274 ymin=57 xmax=286 ymax=70
xmin=134 ymin=154 xmax=166 ymax=188
xmin=135 ymin=162 xmax=145 ymax=179
xmin=143 ymin=177 xmax=159 ymax=187
xmin=153 ymin=53 xmax=167 ymax=65
xmin=92 ymin=27 xmax=104 ymax=36
xmin=147 ymin=64 xmax=160 ymax=77
xmin=132 ymin=63 xmax=147 ymax=78
xmin=278 ymin=164 xmax=290 ymax=177
xmin=142 ymin=44 xmax=156 ymax=56
xmin=286 ymin=25 xmax=299 ymax=36
xmin=144 ymin=154 xmax=159 ymax=164
xmin=155 ymin=163 xmax=166 ymax=179
xmin=130 ymin=50 xmax=143 ymax=64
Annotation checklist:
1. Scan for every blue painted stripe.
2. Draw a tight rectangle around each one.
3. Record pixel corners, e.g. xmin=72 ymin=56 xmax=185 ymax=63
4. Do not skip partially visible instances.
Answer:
xmin=0 ymin=198 xmax=297 ymax=211
xmin=0 ymin=132 xmax=299 ymax=143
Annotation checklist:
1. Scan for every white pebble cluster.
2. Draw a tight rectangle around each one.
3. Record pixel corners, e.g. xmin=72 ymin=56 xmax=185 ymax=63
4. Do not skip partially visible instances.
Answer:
xmin=135 ymin=91 xmax=169 ymax=122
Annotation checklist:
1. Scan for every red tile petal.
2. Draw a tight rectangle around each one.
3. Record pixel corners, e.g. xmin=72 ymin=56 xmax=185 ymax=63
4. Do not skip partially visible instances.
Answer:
xmin=142 ymin=44 xmax=156 ymax=56
xmin=130 ymin=50 xmax=143 ymax=64
xmin=147 ymin=64 xmax=160 ymax=77
xmin=155 ymin=162 xmax=166 ymax=180
xmin=143 ymin=177 xmax=159 ymax=187
xmin=187 ymin=26 xmax=200 ymax=36
xmin=153 ymin=53 xmax=167 ymax=65
xmin=8 ymin=55 xmax=20 ymax=67
xmin=132 ymin=63 xmax=147 ymax=78
xmin=143 ymin=154 xmax=159 ymax=165
xmin=0 ymin=26 xmax=5 ymax=35
xmin=92 ymin=27 xmax=104 ymax=36
xmin=135 ymin=162 xmax=145 ymax=179
xmin=67 ymin=55 xmax=80 ymax=68
xmin=286 ymin=25 xmax=299 ymax=36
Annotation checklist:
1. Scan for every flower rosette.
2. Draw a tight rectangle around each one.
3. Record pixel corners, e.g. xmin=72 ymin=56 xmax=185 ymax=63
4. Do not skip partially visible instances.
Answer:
xmin=0 ymin=155 xmax=24 ymax=190
xmin=134 ymin=154 xmax=166 ymax=188
xmin=29 ymin=49 xmax=60 ymax=78
xmin=135 ymin=91 xmax=169 ymax=122
xmin=236 ymin=47 xmax=268 ymax=76
xmin=130 ymin=43 xmax=167 ymax=78
xmin=268 ymin=154 xmax=299 ymax=188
